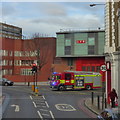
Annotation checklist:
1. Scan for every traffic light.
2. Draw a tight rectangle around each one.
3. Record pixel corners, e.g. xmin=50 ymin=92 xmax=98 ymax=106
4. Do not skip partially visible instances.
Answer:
xmin=32 ymin=66 xmax=37 ymax=73
xmin=31 ymin=63 xmax=37 ymax=73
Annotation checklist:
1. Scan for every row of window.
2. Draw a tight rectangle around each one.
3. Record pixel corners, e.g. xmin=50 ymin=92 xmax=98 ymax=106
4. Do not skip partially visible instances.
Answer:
xmin=0 ymin=69 xmax=33 ymax=76
xmin=0 ymin=50 xmax=37 ymax=57
xmin=82 ymin=66 xmax=100 ymax=72
xmin=21 ymin=69 xmax=33 ymax=75
xmin=1 ymin=69 xmax=13 ymax=76
xmin=0 ymin=60 xmax=34 ymax=66
xmin=64 ymin=45 xmax=95 ymax=55
xmin=0 ymin=34 xmax=21 ymax=39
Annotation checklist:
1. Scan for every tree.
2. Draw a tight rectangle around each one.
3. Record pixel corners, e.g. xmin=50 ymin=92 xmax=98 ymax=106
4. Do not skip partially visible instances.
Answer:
xmin=24 ymin=33 xmax=54 ymax=83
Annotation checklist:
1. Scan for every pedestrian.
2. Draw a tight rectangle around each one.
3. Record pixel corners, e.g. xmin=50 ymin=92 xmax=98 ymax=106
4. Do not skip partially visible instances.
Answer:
xmin=108 ymin=88 xmax=118 ymax=108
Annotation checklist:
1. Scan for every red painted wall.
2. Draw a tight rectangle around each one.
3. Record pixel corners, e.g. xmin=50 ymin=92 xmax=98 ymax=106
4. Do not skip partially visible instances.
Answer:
xmin=76 ymin=57 xmax=105 ymax=82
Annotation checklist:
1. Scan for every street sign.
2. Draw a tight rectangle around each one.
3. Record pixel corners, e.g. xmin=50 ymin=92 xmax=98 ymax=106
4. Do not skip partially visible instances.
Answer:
xmin=100 ymin=65 xmax=107 ymax=72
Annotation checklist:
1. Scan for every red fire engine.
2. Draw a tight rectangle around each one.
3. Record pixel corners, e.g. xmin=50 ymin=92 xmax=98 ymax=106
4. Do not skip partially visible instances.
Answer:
xmin=50 ymin=71 xmax=102 ymax=91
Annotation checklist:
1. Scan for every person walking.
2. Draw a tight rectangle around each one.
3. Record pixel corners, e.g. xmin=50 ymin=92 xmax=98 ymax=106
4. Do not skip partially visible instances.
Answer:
xmin=108 ymin=88 xmax=118 ymax=108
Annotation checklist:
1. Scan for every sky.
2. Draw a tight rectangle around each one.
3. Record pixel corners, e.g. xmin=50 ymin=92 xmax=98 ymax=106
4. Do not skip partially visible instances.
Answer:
xmin=1 ymin=0 xmax=105 ymax=38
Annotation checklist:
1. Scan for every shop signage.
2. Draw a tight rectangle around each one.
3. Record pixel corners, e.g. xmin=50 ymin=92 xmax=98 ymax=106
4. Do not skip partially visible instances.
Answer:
xmin=76 ymin=40 xmax=86 ymax=44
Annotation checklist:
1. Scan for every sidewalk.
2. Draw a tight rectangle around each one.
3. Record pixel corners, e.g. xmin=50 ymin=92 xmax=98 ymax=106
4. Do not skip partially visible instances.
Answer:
xmin=14 ymin=82 xmax=49 ymax=86
xmin=84 ymin=97 xmax=118 ymax=115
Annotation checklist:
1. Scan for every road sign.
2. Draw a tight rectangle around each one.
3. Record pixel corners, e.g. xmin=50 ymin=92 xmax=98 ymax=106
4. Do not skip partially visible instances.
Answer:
xmin=100 ymin=65 xmax=107 ymax=72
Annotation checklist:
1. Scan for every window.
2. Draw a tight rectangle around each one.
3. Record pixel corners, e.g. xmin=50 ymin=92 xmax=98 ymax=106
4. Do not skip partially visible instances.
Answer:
xmin=82 ymin=66 xmax=86 ymax=71
xmin=9 ymin=51 xmax=13 ymax=56
xmin=91 ymin=66 xmax=95 ymax=71
xmin=65 ymin=73 xmax=71 ymax=80
xmin=21 ymin=69 xmax=33 ymax=75
xmin=2 ymin=60 xmax=8 ymax=66
xmin=67 ymin=58 xmax=73 ymax=66
xmin=96 ymin=66 xmax=100 ymax=72
xmin=65 ymin=39 xmax=71 ymax=46
xmin=88 ymin=45 xmax=95 ymax=55
xmin=65 ymin=46 xmax=71 ymax=55
xmin=87 ymin=66 xmax=91 ymax=71
xmin=88 ymin=38 xmax=95 ymax=45
xmin=9 ymin=60 xmax=13 ymax=66
xmin=2 ymin=50 xmax=8 ymax=56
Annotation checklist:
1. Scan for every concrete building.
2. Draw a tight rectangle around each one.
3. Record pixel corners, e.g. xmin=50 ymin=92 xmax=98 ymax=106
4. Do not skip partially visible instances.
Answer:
xmin=0 ymin=22 xmax=22 ymax=39
xmin=104 ymin=1 xmax=120 ymax=107
xmin=54 ymin=30 xmax=105 ymax=82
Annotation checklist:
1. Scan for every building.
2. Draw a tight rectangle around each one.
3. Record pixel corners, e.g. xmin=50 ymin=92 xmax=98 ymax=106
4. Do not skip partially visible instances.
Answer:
xmin=0 ymin=22 xmax=22 ymax=39
xmin=105 ymin=1 xmax=120 ymax=97
xmin=0 ymin=23 xmax=56 ymax=82
xmin=54 ymin=29 xmax=105 ymax=82
xmin=104 ymin=1 xmax=120 ymax=107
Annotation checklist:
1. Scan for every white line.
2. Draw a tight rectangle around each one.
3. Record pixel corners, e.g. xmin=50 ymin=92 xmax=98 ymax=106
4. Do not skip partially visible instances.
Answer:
xmin=42 ymin=95 xmax=45 ymax=100
xmin=42 ymin=113 xmax=50 ymax=116
xmin=49 ymin=111 xmax=55 ymax=120
xmin=37 ymin=111 xmax=43 ymax=120
xmin=45 ymin=101 xmax=49 ymax=108
xmin=30 ymin=95 xmax=33 ymax=100
xmin=33 ymin=102 xmax=37 ymax=108
xmin=39 ymin=109 xmax=48 ymax=112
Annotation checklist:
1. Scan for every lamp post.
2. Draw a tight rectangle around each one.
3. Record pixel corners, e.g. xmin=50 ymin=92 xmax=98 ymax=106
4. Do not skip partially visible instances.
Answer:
xmin=90 ymin=3 xmax=105 ymax=110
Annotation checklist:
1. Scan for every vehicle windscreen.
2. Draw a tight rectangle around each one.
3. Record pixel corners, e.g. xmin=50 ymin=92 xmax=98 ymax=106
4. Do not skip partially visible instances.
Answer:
xmin=52 ymin=75 xmax=61 ymax=80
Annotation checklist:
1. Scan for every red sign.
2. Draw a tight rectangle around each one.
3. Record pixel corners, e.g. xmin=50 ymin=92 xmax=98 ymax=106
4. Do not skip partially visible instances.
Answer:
xmin=76 ymin=40 xmax=86 ymax=44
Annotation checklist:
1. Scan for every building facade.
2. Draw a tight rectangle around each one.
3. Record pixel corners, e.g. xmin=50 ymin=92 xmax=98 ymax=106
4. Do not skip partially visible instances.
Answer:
xmin=54 ymin=30 xmax=105 ymax=81
xmin=0 ymin=22 xmax=22 ymax=39
xmin=0 ymin=35 xmax=56 ymax=82
xmin=105 ymin=1 xmax=120 ymax=107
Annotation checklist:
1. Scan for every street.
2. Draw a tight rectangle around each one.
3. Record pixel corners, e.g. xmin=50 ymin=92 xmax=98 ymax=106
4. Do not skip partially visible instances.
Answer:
xmin=2 ymin=85 xmax=102 ymax=119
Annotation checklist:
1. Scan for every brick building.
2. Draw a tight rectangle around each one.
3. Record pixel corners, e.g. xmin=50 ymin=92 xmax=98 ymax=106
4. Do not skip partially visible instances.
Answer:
xmin=0 ymin=36 xmax=56 ymax=82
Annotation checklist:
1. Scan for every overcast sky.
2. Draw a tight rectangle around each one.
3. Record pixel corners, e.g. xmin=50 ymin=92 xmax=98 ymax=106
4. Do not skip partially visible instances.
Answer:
xmin=1 ymin=1 xmax=105 ymax=38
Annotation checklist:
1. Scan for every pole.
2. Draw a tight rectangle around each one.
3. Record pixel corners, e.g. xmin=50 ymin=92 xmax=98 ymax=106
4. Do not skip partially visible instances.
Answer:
xmin=97 ymin=95 xmax=100 ymax=110
xmin=91 ymin=92 xmax=94 ymax=104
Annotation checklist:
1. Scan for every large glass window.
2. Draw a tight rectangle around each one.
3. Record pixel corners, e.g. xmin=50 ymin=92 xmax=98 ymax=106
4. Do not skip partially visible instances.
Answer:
xmin=88 ymin=45 xmax=95 ymax=55
xmin=65 ymin=39 xmax=71 ymax=46
xmin=65 ymin=46 xmax=71 ymax=55
xmin=88 ymin=38 xmax=95 ymax=45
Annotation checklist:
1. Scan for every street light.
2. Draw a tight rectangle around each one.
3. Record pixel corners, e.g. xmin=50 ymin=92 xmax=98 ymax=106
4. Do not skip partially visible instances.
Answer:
xmin=90 ymin=3 xmax=105 ymax=7
xmin=90 ymin=3 xmax=105 ymax=110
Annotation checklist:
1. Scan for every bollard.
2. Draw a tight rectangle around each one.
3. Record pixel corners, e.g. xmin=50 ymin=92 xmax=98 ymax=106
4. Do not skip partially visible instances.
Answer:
xmin=97 ymin=95 xmax=100 ymax=110
xmin=35 ymin=86 xmax=39 ymax=96
xmin=32 ymin=85 xmax=35 ymax=92
xmin=105 ymin=97 xmax=107 ymax=108
xmin=91 ymin=92 xmax=94 ymax=104
xmin=28 ymin=82 xmax=30 ymax=86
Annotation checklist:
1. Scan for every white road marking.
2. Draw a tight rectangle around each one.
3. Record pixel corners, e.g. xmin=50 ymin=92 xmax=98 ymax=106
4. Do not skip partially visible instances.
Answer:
xmin=45 ymin=101 xmax=49 ymax=108
xmin=29 ymin=95 xmax=33 ymax=100
xmin=42 ymin=113 xmax=50 ymax=116
xmin=37 ymin=111 xmax=43 ymax=120
xmin=33 ymin=102 xmax=37 ymax=108
xmin=55 ymin=104 xmax=76 ymax=111
xmin=39 ymin=109 xmax=48 ymax=112
xmin=49 ymin=111 xmax=55 ymax=120
xmin=11 ymin=104 xmax=20 ymax=112
xmin=42 ymin=95 xmax=45 ymax=100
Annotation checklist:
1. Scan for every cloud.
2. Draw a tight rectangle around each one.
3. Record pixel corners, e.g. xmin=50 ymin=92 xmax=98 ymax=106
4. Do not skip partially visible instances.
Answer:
xmin=1 ymin=2 xmax=104 ymax=37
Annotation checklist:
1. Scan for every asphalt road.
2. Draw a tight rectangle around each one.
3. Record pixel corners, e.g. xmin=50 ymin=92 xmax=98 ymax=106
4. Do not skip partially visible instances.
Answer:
xmin=2 ymin=85 xmax=102 ymax=119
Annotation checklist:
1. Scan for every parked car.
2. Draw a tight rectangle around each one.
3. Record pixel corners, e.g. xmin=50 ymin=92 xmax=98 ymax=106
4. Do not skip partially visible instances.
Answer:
xmin=0 ymin=78 xmax=14 ymax=86
xmin=97 ymin=108 xmax=120 ymax=120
